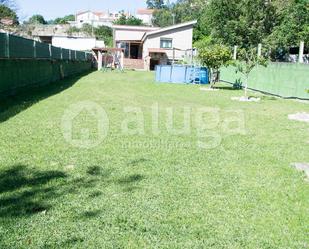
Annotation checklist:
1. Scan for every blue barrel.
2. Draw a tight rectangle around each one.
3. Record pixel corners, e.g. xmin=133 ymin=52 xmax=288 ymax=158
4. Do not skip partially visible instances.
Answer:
xmin=200 ymin=67 xmax=208 ymax=84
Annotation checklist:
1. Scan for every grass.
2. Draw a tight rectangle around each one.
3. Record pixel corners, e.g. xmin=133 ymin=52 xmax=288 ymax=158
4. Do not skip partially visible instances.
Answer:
xmin=0 ymin=71 xmax=308 ymax=248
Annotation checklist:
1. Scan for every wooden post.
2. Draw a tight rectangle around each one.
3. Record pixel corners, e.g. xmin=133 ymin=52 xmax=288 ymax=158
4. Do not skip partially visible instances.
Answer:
xmin=257 ymin=43 xmax=262 ymax=57
xmin=299 ymin=41 xmax=304 ymax=63
xmin=233 ymin=45 xmax=237 ymax=60
xmin=98 ymin=51 xmax=103 ymax=71
xmin=120 ymin=51 xmax=124 ymax=70
xmin=49 ymin=44 xmax=52 ymax=58
xmin=172 ymin=48 xmax=175 ymax=64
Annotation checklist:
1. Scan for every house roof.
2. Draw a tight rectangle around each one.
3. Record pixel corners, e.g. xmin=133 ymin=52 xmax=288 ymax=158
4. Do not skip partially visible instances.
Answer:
xmin=141 ymin=20 xmax=197 ymax=41
xmin=112 ymin=25 xmax=159 ymax=32
xmin=77 ymin=10 xmax=105 ymax=17
xmin=136 ymin=9 xmax=155 ymax=15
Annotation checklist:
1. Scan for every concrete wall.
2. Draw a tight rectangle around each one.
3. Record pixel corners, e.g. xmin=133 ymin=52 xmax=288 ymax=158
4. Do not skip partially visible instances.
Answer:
xmin=143 ymin=25 xmax=193 ymax=60
xmin=52 ymin=36 xmax=104 ymax=51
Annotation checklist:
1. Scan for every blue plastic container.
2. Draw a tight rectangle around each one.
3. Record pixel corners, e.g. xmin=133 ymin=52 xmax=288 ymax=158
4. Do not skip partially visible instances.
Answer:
xmin=155 ymin=65 xmax=209 ymax=84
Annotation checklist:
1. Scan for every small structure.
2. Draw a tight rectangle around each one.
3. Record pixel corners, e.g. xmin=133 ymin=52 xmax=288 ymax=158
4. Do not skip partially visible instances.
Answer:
xmin=113 ymin=20 xmax=197 ymax=70
xmin=92 ymin=47 xmax=124 ymax=71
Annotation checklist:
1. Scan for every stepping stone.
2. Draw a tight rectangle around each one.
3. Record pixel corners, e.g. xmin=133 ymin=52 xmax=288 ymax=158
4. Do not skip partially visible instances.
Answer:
xmin=288 ymin=112 xmax=309 ymax=123
xmin=291 ymin=163 xmax=309 ymax=181
xmin=200 ymin=87 xmax=219 ymax=91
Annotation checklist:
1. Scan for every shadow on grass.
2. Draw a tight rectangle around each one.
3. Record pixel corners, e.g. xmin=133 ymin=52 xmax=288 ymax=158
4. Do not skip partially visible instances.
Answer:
xmin=0 ymin=164 xmax=67 ymax=217
xmin=0 ymin=72 xmax=90 ymax=123
xmin=213 ymin=86 xmax=240 ymax=91
xmin=0 ymin=164 xmax=146 ymax=218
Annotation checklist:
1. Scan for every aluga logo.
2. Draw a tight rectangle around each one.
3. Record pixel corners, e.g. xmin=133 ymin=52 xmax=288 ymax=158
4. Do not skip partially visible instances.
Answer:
xmin=61 ymin=101 xmax=246 ymax=149
xmin=61 ymin=101 xmax=109 ymax=149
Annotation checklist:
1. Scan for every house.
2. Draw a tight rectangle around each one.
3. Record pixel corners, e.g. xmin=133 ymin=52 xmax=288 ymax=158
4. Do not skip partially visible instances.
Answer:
xmin=0 ymin=18 xmax=15 ymax=26
xmin=31 ymin=25 xmax=105 ymax=50
xmin=136 ymin=9 xmax=155 ymax=26
xmin=113 ymin=20 xmax=197 ymax=70
xmin=71 ymin=10 xmax=130 ymax=28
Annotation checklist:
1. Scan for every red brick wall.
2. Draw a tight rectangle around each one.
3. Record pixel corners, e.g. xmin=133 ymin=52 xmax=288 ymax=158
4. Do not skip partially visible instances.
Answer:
xmin=123 ymin=58 xmax=144 ymax=70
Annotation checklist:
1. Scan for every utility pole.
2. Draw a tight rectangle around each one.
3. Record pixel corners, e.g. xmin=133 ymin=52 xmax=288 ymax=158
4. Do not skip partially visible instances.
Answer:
xmin=172 ymin=14 xmax=175 ymax=25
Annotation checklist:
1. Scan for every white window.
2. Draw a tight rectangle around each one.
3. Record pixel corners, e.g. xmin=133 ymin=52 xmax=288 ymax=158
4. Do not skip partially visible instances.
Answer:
xmin=160 ymin=38 xmax=172 ymax=49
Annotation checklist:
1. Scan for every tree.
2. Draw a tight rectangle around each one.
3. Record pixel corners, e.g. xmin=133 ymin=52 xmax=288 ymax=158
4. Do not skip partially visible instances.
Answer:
xmin=69 ymin=24 xmax=113 ymax=47
xmin=152 ymin=9 xmax=173 ymax=27
xmin=146 ymin=0 xmax=166 ymax=9
xmin=234 ymin=48 xmax=268 ymax=98
xmin=26 ymin=14 xmax=47 ymax=25
xmin=197 ymin=40 xmax=232 ymax=87
xmin=266 ymin=0 xmax=309 ymax=49
xmin=53 ymin=14 xmax=75 ymax=24
xmin=94 ymin=25 xmax=113 ymax=47
xmin=205 ymin=0 xmax=278 ymax=47
xmin=0 ymin=3 xmax=18 ymax=24
xmin=113 ymin=14 xmax=143 ymax=26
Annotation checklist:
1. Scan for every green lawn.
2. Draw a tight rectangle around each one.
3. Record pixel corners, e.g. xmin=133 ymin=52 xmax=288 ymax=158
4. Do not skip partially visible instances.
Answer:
xmin=0 ymin=71 xmax=308 ymax=248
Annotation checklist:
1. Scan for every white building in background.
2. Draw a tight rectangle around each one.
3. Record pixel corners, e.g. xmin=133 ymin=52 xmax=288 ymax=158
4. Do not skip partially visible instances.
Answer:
xmin=70 ymin=10 xmax=130 ymax=28
xmin=136 ymin=9 xmax=155 ymax=26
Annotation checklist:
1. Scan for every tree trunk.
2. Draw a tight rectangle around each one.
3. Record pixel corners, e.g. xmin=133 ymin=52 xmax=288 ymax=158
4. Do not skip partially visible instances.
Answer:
xmin=244 ymin=75 xmax=249 ymax=98
xmin=209 ymin=68 xmax=213 ymax=88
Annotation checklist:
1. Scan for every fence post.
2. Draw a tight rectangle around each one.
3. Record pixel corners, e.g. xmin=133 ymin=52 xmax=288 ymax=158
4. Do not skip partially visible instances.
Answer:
xmin=33 ymin=40 xmax=36 ymax=58
xmin=84 ymin=52 xmax=87 ymax=61
xmin=299 ymin=41 xmax=304 ymax=63
xmin=5 ymin=32 xmax=10 ymax=58
xmin=257 ymin=43 xmax=262 ymax=57
xmin=233 ymin=45 xmax=237 ymax=60
xmin=49 ymin=44 xmax=52 ymax=58
xmin=60 ymin=48 xmax=63 ymax=60
xmin=75 ymin=50 xmax=77 ymax=61
xmin=69 ymin=50 xmax=71 ymax=60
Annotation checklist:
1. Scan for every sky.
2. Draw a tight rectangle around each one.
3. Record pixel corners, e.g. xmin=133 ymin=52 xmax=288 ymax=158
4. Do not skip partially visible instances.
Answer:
xmin=16 ymin=0 xmax=147 ymax=21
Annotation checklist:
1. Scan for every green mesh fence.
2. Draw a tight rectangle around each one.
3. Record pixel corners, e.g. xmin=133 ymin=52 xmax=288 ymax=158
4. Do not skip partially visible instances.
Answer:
xmin=9 ymin=35 xmax=34 ymax=58
xmin=0 ymin=33 xmax=93 ymax=97
xmin=0 ymin=33 xmax=92 ymax=61
xmin=0 ymin=33 xmax=6 ymax=57
xmin=221 ymin=63 xmax=309 ymax=99
xmin=62 ymin=49 xmax=70 ymax=60
xmin=35 ymin=41 xmax=50 ymax=58
xmin=51 ymin=46 xmax=62 ymax=60
xmin=71 ymin=50 xmax=76 ymax=60
xmin=0 ymin=60 xmax=92 ymax=96
xmin=77 ymin=51 xmax=86 ymax=61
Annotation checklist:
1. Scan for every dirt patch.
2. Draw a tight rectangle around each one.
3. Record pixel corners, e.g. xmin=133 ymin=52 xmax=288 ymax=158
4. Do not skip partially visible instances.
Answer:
xmin=231 ymin=96 xmax=260 ymax=102
xmin=291 ymin=163 xmax=309 ymax=181
xmin=288 ymin=112 xmax=309 ymax=123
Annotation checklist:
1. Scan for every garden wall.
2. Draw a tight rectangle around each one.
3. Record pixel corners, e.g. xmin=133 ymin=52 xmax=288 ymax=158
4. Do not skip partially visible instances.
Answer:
xmin=0 ymin=32 xmax=93 ymax=97
xmin=220 ymin=63 xmax=309 ymax=99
